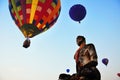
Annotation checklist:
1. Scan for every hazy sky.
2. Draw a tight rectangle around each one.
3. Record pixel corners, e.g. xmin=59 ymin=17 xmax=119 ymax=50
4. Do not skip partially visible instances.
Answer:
xmin=0 ymin=0 xmax=120 ymax=80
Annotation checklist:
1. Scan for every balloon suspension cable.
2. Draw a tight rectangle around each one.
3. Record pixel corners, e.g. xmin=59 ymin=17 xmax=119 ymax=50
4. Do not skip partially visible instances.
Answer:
xmin=26 ymin=36 xmax=30 ymax=41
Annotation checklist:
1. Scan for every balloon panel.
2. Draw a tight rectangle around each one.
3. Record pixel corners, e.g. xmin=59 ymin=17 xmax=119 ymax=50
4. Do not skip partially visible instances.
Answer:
xmin=9 ymin=0 xmax=61 ymax=38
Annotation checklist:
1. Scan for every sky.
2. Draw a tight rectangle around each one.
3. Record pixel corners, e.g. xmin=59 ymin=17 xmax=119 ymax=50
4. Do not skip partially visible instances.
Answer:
xmin=0 ymin=0 xmax=120 ymax=80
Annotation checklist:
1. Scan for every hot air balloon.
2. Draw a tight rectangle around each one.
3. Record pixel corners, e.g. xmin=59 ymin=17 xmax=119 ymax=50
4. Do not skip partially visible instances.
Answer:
xmin=66 ymin=69 xmax=70 ymax=73
xmin=102 ymin=58 xmax=109 ymax=66
xmin=8 ymin=0 xmax=61 ymax=48
xmin=117 ymin=73 xmax=120 ymax=77
xmin=69 ymin=4 xmax=86 ymax=23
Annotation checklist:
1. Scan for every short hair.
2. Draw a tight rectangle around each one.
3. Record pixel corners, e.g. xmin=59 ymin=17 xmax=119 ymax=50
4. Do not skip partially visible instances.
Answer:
xmin=76 ymin=35 xmax=86 ymax=42
xmin=76 ymin=35 xmax=86 ymax=46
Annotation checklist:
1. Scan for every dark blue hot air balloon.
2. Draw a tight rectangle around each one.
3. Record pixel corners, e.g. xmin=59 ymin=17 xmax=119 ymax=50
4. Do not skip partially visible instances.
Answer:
xmin=66 ymin=69 xmax=70 ymax=73
xmin=102 ymin=58 xmax=109 ymax=66
xmin=69 ymin=4 xmax=87 ymax=23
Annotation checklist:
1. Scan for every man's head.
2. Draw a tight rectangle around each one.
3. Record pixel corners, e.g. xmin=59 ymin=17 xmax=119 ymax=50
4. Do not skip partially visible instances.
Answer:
xmin=76 ymin=35 xmax=86 ymax=46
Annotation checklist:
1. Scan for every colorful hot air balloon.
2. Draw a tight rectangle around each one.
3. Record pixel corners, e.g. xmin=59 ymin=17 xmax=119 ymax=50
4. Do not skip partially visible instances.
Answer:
xmin=8 ymin=0 xmax=61 ymax=48
xmin=117 ymin=73 xmax=120 ymax=77
xmin=102 ymin=58 xmax=109 ymax=66
xmin=69 ymin=4 xmax=86 ymax=23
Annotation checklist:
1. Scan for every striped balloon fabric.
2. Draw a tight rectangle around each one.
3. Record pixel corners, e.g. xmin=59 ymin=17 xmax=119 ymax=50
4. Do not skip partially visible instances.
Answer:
xmin=9 ymin=0 xmax=61 ymax=38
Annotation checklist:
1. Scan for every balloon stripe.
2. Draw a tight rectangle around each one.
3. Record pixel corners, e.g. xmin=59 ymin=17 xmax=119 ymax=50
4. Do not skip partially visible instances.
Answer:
xmin=20 ymin=0 xmax=26 ymax=24
xmin=9 ymin=1 xmax=20 ymax=26
xmin=26 ymin=0 xmax=32 ymax=23
xmin=15 ymin=0 xmax=24 ymax=26
xmin=38 ymin=0 xmax=60 ymax=29
xmin=11 ymin=0 xmax=22 ymax=26
xmin=29 ymin=0 xmax=38 ymax=24
xmin=9 ymin=1 xmax=16 ymax=23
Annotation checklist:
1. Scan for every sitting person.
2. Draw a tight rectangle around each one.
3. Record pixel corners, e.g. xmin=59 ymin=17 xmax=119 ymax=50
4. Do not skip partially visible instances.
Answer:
xmin=74 ymin=35 xmax=101 ymax=80
xmin=58 ymin=35 xmax=101 ymax=80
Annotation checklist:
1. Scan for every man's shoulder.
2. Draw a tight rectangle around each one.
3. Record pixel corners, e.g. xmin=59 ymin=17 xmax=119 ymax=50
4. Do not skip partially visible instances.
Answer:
xmin=85 ymin=43 xmax=96 ymax=50
xmin=86 ymin=43 xmax=95 ymax=47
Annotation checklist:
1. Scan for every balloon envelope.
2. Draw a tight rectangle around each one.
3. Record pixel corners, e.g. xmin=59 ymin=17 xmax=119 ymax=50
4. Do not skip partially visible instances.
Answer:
xmin=9 ymin=0 xmax=61 ymax=38
xmin=69 ymin=4 xmax=86 ymax=22
xmin=102 ymin=58 xmax=109 ymax=66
